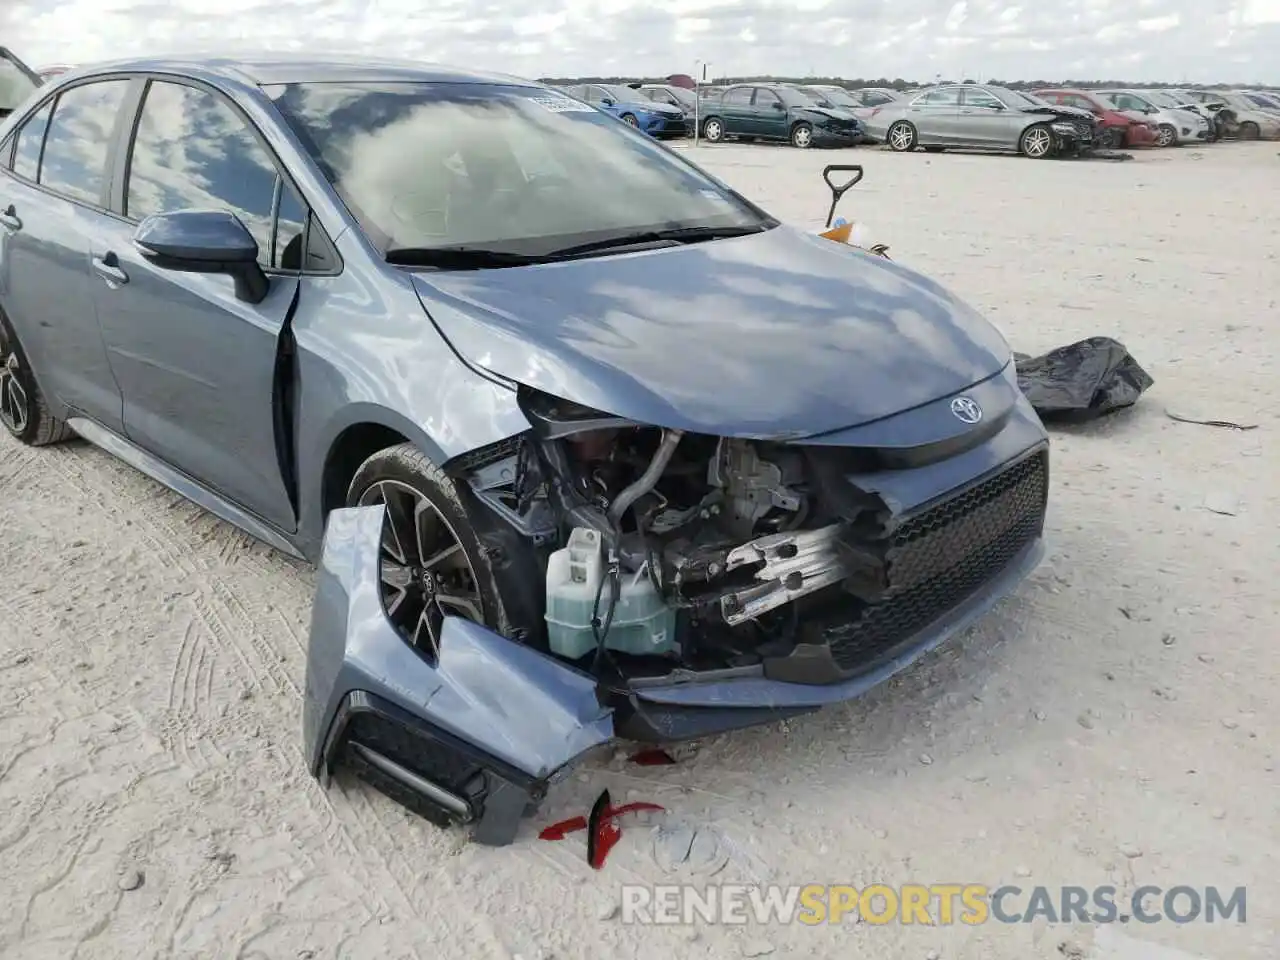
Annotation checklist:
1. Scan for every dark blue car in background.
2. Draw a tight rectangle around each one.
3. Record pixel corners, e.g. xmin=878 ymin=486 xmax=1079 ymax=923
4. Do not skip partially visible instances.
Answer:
xmin=558 ymin=81 xmax=689 ymax=137
xmin=0 ymin=55 xmax=1047 ymax=847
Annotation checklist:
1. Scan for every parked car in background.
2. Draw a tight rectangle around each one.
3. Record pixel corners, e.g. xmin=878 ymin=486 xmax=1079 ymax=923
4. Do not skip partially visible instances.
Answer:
xmin=698 ymin=83 xmax=862 ymax=148
xmin=0 ymin=55 xmax=1049 ymax=844
xmin=823 ymin=87 xmax=906 ymax=140
xmin=1033 ymin=88 xmax=1158 ymax=149
xmin=796 ymin=85 xmax=877 ymax=142
xmin=874 ymin=83 xmax=1096 ymax=158
xmin=559 ymin=83 xmax=688 ymax=138
xmin=637 ymin=82 xmax=697 ymax=127
xmin=1236 ymin=90 xmax=1280 ymax=114
xmin=1211 ymin=92 xmax=1280 ymax=139
xmin=0 ymin=47 xmax=41 ymax=118
xmin=1138 ymin=89 xmax=1220 ymax=140
xmin=1094 ymin=90 xmax=1209 ymax=146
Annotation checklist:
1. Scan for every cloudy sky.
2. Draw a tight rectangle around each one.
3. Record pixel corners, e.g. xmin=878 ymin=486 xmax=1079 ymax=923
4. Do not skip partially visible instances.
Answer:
xmin=3 ymin=0 xmax=1280 ymax=83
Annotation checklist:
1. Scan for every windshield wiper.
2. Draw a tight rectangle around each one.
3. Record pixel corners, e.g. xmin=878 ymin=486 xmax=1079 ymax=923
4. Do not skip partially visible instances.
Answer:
xmin=545 ymin=223 xmax=768 ymax=259
xmin=384 ymin=245 xmax=542 ymax=268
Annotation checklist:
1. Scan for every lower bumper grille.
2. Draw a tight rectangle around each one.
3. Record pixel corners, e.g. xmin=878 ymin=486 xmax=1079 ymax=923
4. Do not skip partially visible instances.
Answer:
xmin=816 ymin=451 xmax=1048 ymax=672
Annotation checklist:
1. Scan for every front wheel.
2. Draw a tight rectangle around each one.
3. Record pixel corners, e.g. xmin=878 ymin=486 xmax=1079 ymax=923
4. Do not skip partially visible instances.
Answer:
xmin=0 ymin=314 xmax=73 ymax=447
xmin=1239 ymin=122 xmax=1260 ymax=141
xmin=1100 ymin=128 xmax=1124 ymax=150
xmin=620 ymin=113 xmax=638 ymax=127
xmin=790 ymin=122 xmax=813 ymax=148
xmin=1019 ymin=123 xmax=1054 ymax=158
xmin=702 ymin=117 xmax=724 ymax=142
xmin=346 ymin=444 xmax=505 ymax=658
xmin=1156 ymin=123 xmax=1177 ymax=147
xmin=886 ymin=120 xmax=917 ymax=152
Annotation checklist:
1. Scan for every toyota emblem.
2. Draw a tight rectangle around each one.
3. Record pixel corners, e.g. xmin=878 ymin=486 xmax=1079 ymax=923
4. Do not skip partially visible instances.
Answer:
xmin=950 ymin=396 xmax=983 ymax=424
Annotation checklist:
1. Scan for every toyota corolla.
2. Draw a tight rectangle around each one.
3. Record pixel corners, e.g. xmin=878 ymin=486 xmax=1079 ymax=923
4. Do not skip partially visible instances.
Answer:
xmin=0 ymin=55 xmax=1049 ymax=845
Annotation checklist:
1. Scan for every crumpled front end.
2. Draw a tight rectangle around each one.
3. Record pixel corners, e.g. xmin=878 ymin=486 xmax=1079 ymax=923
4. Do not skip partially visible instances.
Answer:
xmin=303 ymin=505 xmax=615 ymax=846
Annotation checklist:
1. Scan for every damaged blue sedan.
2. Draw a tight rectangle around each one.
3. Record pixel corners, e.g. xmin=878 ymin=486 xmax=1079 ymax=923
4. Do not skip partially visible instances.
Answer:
xmin=0 ymin=55 xmax=1048 ymax=846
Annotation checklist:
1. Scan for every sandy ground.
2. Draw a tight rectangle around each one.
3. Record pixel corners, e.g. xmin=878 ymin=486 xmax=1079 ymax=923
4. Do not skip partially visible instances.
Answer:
xmin=1 ymin=141 xmax=1277 ymax=960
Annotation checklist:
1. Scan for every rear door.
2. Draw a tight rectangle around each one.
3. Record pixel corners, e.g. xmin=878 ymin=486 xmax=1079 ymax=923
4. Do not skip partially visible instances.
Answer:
xmin=907 ymin=87 xmax=962 ymax=143
xmin=0 ymin=78 xmax=132 ymax=431
xmin=87 ymin=77 xmax=308 ymax=531
xmin=717 ymin=85 xmax=754 ymax=136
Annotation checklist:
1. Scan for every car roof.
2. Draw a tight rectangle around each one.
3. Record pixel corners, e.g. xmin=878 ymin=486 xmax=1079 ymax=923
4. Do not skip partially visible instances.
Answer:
xmin=66 ymin=53 xmax=539 ymax=88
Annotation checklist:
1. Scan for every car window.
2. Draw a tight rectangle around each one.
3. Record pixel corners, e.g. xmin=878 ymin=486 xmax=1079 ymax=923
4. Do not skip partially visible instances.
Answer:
xmin=126 ymin=80 xmax=278 ymax=267
xmin=962 ymin=89 xmax=1001 ymax=108
xmin=755 ymin=89 xmax=782 ymax=108
xmin=0 ymin=53 xmax=38 ymax=114
xmin=266 ymin=81 xmax=770 ymax=256
xmin=723 ymin=87 xmax=753 ymax=106
xmin=11 ymin=98 xmax=52 ymax=180
xmin=862 ymin=92 xmax=891 ymax=106
xmin=38 ymin=80 xmax=129 ymax=206
xmin=274 ymin=179 xmax=308 ymax=271
xmin=918 ymin=87 xmax=961 ymax=106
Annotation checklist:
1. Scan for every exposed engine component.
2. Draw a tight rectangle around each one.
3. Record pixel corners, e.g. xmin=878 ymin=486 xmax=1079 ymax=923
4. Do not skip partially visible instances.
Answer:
xmin=719 ymin=525 xmax=847 ymax=625
xmin=708 ymin=438 xmax=805 ymax=539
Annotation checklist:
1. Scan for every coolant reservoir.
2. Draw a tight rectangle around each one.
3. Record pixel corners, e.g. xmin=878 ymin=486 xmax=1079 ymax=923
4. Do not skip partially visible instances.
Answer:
xmin=545 ymin=527 xmax=677 ymax=661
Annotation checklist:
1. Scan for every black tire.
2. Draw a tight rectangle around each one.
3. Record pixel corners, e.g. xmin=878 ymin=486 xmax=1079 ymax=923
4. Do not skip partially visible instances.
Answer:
xmin=886 ymin=120 xmax=916 ymax=152
xmin=701 ymin=116 xmax=724 ymax=142
xmin=790 ymin=122 xmax=813 ymax=148
xmin=0 ymin=312 xmax=73 ymax=447
xmin=1156 ymin=123 xmax=1177 ymax=147
xmin=1019 ymin=123 xmax=1054 ymax=159
xmin=620 ymin=113 xmax=638 ymax=127
xmin=346 ymin=443 xmax=514 ymax=654
xmin=1239 ymin=122 xmax=1260 ymax=140
xmin=1101 ymin=128 xmax=1124 ymax=150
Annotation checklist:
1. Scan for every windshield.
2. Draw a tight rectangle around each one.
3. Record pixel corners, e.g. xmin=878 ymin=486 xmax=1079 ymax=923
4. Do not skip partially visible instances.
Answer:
xmin=1144 ymin=92 xmax=1182 ymax=109
xmin=775 ymin=87 xmax=821 ymax=107
xmin=1245 ymin=93 xmax=1280 ymax=109
xmin=267 ymin=82 xmax=770 ymax=257
xmin=1010 ymin=90 xmax=1054 ymax=108
xmin=598 ymin=84 xmax=640 ymax=103
xmin=662 ymin=86 xmax=695 ymax=108
xmin=0 ymin=53 xmax=39 ymax=113
xmin=984 ymin=86 xmax=1029 ymax=108
xmin=815 ymin=88 xmax=858 ymax=107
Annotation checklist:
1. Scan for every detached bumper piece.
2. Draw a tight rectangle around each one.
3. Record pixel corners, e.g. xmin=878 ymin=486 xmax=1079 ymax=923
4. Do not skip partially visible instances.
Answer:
xmin=303 ymin=505 xmax=614 ymax=847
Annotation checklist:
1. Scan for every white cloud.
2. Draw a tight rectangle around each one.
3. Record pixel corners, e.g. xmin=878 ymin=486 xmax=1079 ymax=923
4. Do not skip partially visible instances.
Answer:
xmin=2 ymin=0 xmax=1278 ymax=82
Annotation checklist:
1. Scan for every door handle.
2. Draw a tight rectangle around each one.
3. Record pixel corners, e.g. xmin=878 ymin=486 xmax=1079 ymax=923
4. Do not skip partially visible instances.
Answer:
xmin=92 ymin=252 xmax=129 ymax=286
xmin=0 ymin=204 xmax=21 ymax=231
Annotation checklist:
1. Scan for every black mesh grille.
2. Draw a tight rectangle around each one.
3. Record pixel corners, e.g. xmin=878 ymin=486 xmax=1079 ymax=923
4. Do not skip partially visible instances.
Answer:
xmin=818 ymin=451 xmax=1047 ymax=672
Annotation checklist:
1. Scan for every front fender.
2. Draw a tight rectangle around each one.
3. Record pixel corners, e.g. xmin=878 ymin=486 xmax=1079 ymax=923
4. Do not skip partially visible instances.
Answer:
xmin=302 ymin=504 xmax=615 ymax=844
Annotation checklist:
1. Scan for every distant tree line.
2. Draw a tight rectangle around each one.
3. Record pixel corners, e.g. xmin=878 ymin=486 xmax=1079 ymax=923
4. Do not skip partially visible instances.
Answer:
xmin=539 ymin=75 xmax=1277 ymax=91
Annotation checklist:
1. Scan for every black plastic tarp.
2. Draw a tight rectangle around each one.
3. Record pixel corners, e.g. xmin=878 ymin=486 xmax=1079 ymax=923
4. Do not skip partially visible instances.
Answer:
xmin=1014 ymin=337 xmax=1153 ymax=423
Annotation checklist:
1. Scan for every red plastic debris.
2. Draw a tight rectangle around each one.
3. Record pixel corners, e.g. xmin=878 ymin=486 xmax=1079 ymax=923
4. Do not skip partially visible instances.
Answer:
xmin=628 ymin=748 xmax=677 ymax=766
xmin=538 ymin=789 xmax=664 ymax=869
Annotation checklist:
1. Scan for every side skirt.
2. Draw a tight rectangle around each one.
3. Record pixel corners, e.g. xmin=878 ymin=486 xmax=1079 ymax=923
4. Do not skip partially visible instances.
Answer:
xmin=66 ymin=416 xmax=304 ymax=560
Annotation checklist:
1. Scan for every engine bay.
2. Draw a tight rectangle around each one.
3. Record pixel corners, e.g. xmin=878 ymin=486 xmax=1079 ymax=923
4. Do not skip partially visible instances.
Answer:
xmin=455 ymin=391 xmax=905 ymax=680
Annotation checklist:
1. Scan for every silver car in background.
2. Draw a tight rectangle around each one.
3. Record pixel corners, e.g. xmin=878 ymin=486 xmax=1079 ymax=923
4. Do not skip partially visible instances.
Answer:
xmin=1095 ymin=89 xmax=1210 ymax=146
xmin=1210 ymin=92 xmax=1280 ymax=139
xmin=874 ymin=83 xmax=1095 ymax=158
xmin=820 ymin=87 xmax=906 ymax=141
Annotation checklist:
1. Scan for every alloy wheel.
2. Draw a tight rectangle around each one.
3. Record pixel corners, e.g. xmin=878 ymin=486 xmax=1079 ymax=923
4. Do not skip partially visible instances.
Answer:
xmin=0 ymin=352 xmax=29 ymax=436
xmin=357 ymin=479 xmax=484 ymax=655
xmin=792 ymin=125 xmax=812 ymax=148
xmin=704 ymin=119 xmax=722 ymax=141
xmin=622 ymin=114 xmax=638 ymax=127
xmin=1157 ymin=125 xmax=1176 ymax=147
xmin=888 ymin=123 xmax=914 ymax=151
xmin=1023 ymin=127 xmax=1052 ymax=158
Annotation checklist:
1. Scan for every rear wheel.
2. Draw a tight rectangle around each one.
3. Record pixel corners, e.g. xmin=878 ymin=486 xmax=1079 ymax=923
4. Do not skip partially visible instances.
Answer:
xmin=346 ymin=444 xmax=503 ymax=657
xmin=886 ymin=120 xmax=917 ymax=152
xmin=1019 ymin=123 xmax=1054 ymax=158
xmin=790 ymin=122 xmax=813 ymax=148
xmin=1156 ymin=123 xmax=1177 ymax=147
xmin=1239 ymin=121 xmax=1260 ymax=140
xmin=702 ymin=116 xmax=724 ymax=142
xmin=0 ymin=313 xmax=73 ymax=447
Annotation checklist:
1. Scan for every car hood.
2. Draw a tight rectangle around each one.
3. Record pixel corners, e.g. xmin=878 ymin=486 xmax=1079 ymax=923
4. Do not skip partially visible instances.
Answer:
xmin=799 ymin=106 xmax=859 ymax=123
xmin=635 ymin=101 xmax=683 ymax=116
xmin=1046 ymin=104 xmax=1095 ymax=121
xmin=410 ymin=225 xmax=1012 ymax=439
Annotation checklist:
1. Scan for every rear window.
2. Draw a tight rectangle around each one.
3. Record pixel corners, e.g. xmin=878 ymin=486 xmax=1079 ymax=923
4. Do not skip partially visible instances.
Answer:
xmin=0 ymin=53 xmax=38 ymax=113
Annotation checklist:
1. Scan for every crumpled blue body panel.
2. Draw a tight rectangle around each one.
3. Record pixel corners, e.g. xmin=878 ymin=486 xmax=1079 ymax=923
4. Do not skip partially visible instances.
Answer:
xmin=302 ymin=504 xmax=614 ymax=786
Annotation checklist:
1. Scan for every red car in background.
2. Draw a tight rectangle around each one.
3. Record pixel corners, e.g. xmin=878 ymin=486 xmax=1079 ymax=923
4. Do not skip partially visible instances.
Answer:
xmin=1034 ymin=88 xmax=1158 ymax=149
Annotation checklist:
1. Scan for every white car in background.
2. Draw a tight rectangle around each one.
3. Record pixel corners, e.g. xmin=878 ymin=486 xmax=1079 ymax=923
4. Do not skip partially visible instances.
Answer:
xmin=1095 ymin=89 xmax=1210 ymax=146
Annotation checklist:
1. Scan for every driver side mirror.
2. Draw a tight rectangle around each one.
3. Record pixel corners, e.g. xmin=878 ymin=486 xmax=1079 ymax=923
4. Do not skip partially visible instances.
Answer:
xmin=134 ymin=210 xmax=269 ymax=304
xmin=772 ymin=101 xmax=785 ymax=110
xmin=600 ymin=97 xmax=614 ymax=106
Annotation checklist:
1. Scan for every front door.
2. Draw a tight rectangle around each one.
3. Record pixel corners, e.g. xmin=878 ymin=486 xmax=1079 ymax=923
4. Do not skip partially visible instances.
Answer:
xmin=0 ymin=79 xmax=131 ymax=432
xmin=90 ymin=77 xmax=302 ymax=531
xmin=957 ymin=87 xmax=1017 ymax=147
xmin=752 ymin=88 xmax=789 ymax=139
xmin=906 ymin=87 xmax=962 ymax=143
